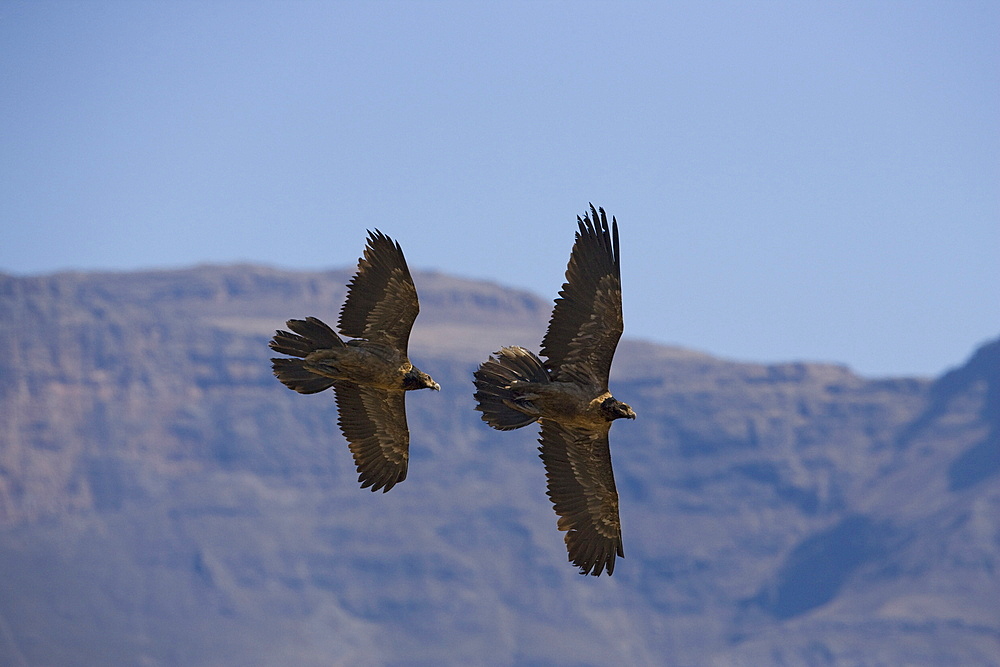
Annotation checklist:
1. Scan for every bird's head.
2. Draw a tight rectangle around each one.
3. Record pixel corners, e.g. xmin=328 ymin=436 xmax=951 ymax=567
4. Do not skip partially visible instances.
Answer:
xmin=403 ymin=368 xmax=440 ymax=392
xmin=601 ymin=396 xmax=636 ymax=421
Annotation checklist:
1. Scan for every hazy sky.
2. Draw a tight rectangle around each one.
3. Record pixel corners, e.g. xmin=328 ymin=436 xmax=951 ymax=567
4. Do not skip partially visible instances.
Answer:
xmin=2 ymin=1 xmax=997 ymax=378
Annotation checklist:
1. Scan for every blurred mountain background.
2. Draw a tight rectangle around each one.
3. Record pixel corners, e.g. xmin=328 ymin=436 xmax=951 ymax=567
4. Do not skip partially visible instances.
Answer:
xmin=0 ymin=265 xmax=997 ymax=666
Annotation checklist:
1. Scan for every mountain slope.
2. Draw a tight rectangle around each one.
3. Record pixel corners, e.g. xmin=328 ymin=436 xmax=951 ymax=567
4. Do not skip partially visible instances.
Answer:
xmin=0 ymin=265 xmax=996 ymax=666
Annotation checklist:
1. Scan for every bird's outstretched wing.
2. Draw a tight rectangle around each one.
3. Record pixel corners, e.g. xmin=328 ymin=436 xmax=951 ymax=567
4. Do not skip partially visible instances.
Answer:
xmin=338 ymin=230 xmax=419 ymax=353
xmin=332 ymin=381 xmax=409 ymax=492
xmin=538 ymin=420 xmax=623 ymax=576
xmin=540 ymin=205 xmax=622 ymax=388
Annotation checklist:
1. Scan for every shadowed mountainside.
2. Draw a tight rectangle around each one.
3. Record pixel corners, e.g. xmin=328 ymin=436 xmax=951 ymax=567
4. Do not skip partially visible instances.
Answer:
xmin=0 ymin=265 xmax=997 ymax=666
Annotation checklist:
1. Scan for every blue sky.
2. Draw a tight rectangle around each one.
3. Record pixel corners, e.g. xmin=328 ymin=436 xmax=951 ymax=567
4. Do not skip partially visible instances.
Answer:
xmin=2 ymin=1 xmax=997 ymax=377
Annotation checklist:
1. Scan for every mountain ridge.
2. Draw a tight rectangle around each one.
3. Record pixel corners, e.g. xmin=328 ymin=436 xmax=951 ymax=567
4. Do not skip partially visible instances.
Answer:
xmin=0 ymin=264 xmax=996 ymax=665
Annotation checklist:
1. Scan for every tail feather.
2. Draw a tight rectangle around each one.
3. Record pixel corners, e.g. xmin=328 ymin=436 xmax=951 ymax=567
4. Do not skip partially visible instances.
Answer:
xmin=473 ymin=346 xmax=549 ymax=431
xmin=271 ymin=358 xmax=336 ymax=394
xmin=269 ymin=317 xmax=343 ymax=358
xmin=269 ymin=330 xmax=314 ymax=358
xmin=269 ymin=317 xmax=343 ymax=394
xmin=287 ymin=317 xmax=342 ymax=348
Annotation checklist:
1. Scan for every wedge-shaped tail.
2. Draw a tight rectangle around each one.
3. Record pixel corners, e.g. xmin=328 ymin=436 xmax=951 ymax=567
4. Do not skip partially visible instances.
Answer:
xmin=473 ymin=346 xmax=550 ymax=431
xmin=269 ymin=317 xmax=344 ymax=395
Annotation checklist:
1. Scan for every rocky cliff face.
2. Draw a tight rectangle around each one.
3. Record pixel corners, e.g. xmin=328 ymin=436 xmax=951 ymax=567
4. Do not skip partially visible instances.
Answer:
xmin=0 ymin=266 xmax=996 ymax=666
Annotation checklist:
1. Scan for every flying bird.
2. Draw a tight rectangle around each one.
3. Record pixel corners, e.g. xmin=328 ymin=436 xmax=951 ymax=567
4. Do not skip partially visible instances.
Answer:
xmin=269 ymin=230 xmax=440 ymax=492
xmin=473 ymin=205 xmax=635 ymax=576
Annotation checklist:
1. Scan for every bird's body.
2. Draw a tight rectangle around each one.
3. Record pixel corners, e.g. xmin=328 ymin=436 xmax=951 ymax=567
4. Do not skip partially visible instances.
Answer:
xmin=302 ymin=340 xmax=421 ymax=389
xmin=475 ymin=346 xmax=629 ymax=430
xmin=509 ymin=382 xmax=616 ymax=428
xmin=269 ymin=230 xmax=438 ymax=493
xmin=474 ymin=206 xmax=634 ymax=576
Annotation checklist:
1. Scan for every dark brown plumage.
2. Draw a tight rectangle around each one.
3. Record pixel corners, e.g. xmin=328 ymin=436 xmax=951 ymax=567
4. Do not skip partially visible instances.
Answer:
xmin=269 ymin=230 xmax=439 ymax=492
xmin=473 ymin=205 xmax=635 ymax=576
